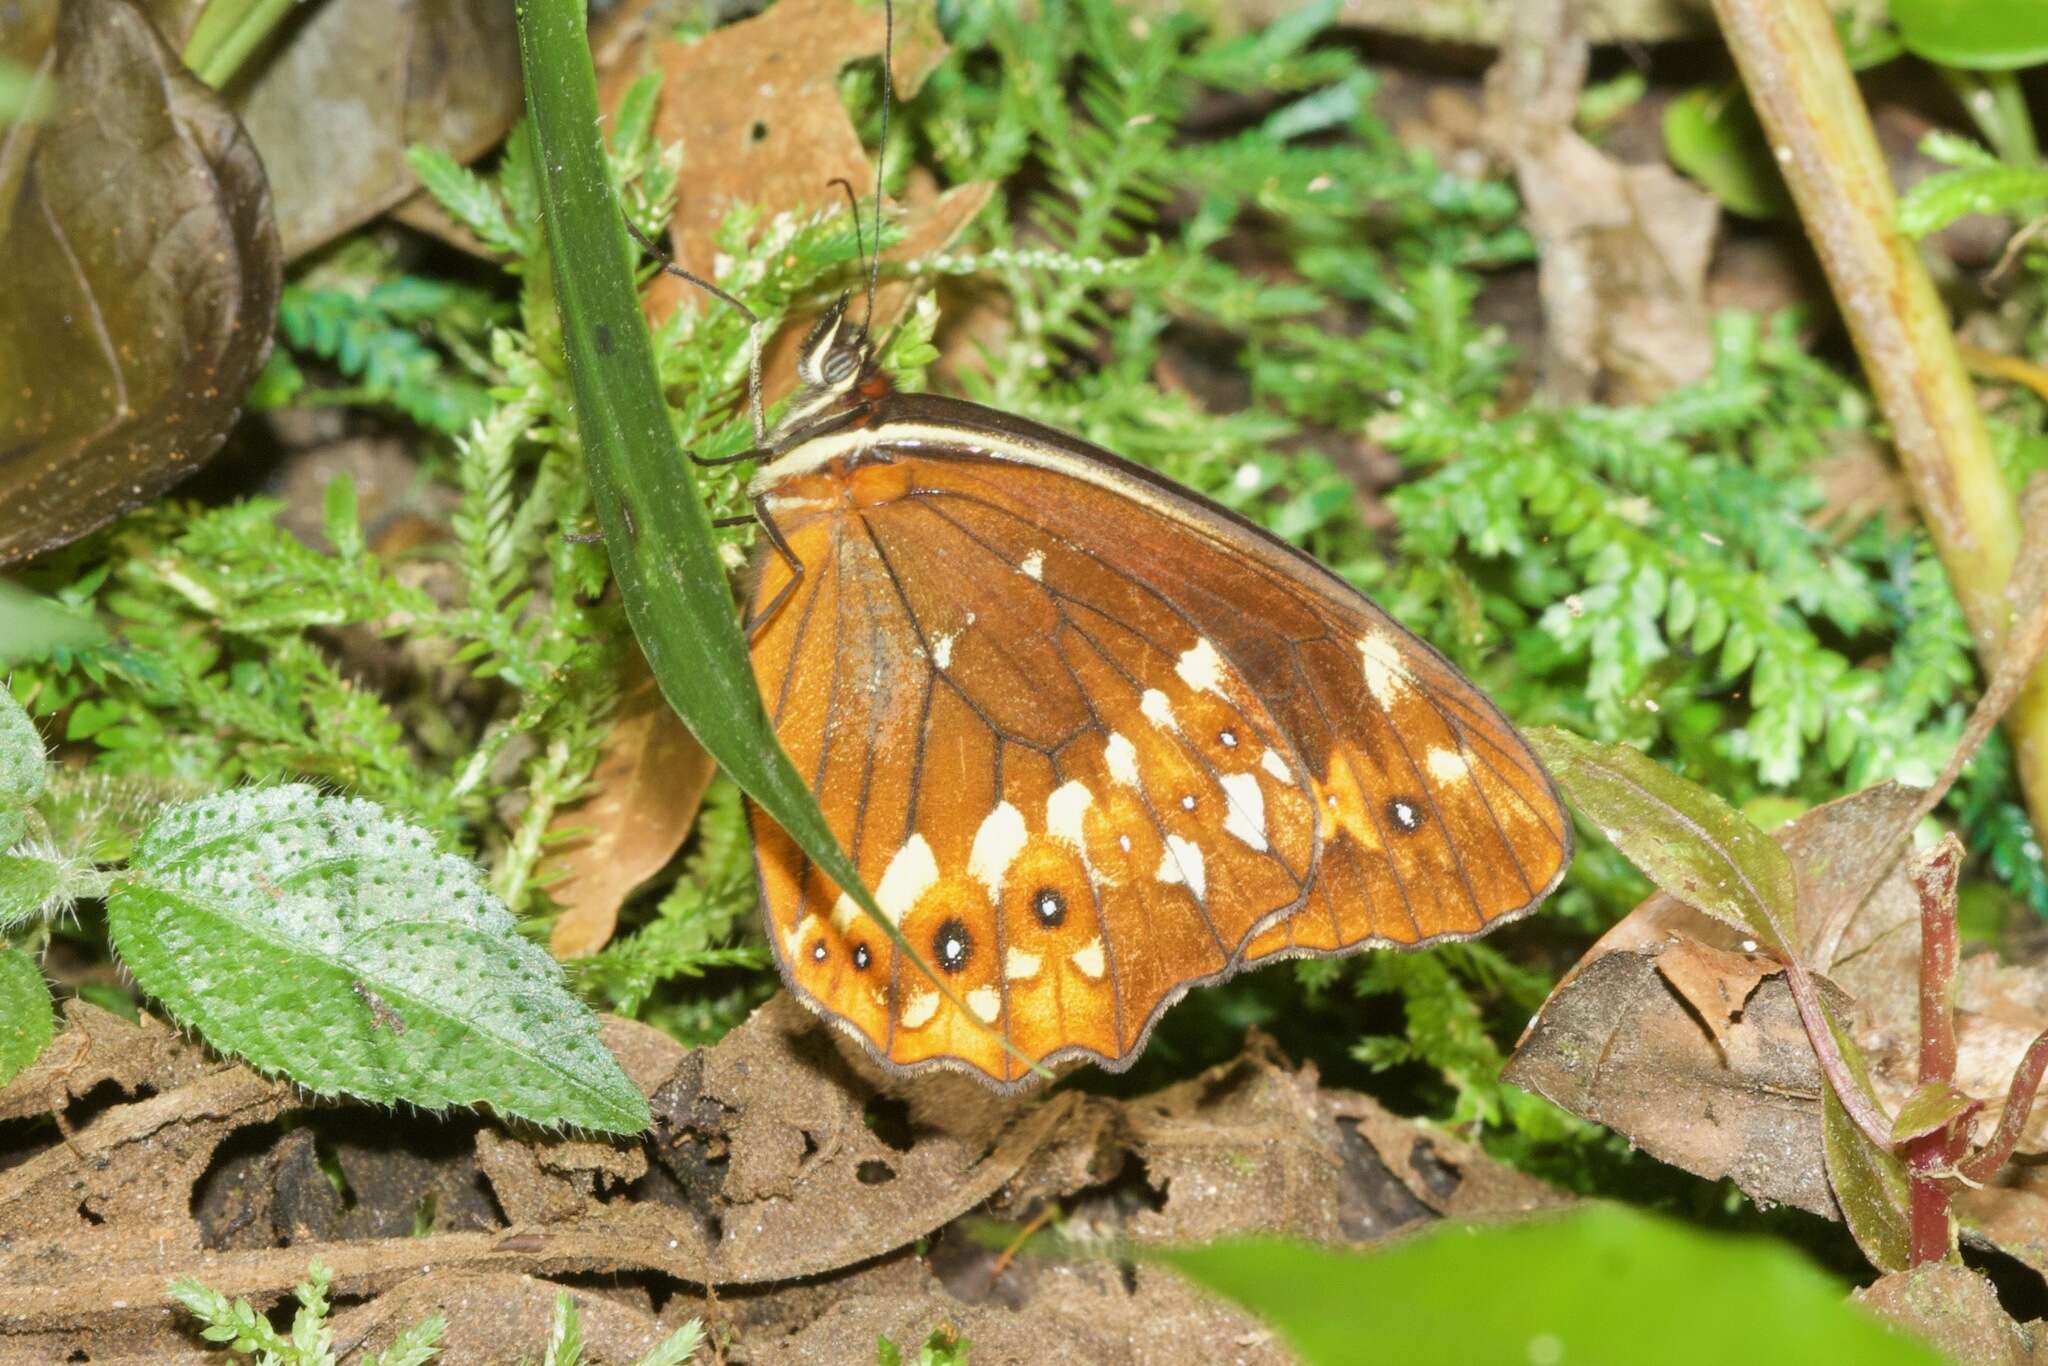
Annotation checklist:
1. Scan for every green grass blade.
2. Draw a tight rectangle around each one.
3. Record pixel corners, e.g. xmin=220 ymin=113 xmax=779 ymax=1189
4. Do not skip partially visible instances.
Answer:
xmin=509 ymin=0 xmax=1026 ymax=1070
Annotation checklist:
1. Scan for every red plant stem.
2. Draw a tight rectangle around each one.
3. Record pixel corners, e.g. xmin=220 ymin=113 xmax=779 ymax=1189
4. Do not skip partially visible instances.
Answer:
xmin=1915 ymin=841 xmax=1963 ymax=1090
xmin=1905 ymin=1124 xmax=1965 ymax=1266
xmin=1782 ymin=957 xmax=1894 ymax=1149
xmin=1962 ymin=1024 xmax=2048 ymax=1183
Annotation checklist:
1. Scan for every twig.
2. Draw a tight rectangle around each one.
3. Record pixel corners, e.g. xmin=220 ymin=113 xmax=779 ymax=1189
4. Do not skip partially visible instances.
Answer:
xmin=1710 ymin=0 xmax=2048 ymax=850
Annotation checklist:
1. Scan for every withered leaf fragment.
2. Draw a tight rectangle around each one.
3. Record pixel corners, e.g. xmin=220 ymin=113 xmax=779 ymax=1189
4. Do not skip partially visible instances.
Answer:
xmin=0 ymin=0 xmax=281 ymax=565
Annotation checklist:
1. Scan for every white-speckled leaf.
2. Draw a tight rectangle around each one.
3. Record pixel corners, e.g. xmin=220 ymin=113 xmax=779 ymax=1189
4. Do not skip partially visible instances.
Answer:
xmin=0 ymin=947 xmax=53 ymax=1085
xmin=107 ymin=785 xmax=648 ymax=1133
xmin=0 ymin=689 xmax=45 ymax=851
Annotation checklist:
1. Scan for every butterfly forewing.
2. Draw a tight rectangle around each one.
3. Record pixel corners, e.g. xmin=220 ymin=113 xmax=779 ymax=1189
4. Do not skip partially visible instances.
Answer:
xmin=747 ymin=394 xmax=1569 ymax=1085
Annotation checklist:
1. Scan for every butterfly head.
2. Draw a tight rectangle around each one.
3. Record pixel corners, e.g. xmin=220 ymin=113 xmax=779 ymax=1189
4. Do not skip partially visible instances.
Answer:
xmin=769 ymin=294 xmax=886 ymax=444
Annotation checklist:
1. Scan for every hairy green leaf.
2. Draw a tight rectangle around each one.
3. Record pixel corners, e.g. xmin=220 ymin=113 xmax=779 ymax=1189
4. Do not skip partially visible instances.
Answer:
xmin=1528 ymin=727 xmax=1797 ymax=953
xmin=108 ymin=785 xmax=649 ymax=1132
xmin=1154 ymin=1206 xmax=1944 ymax=1365
xmin=0 ymin=0 xmax=281 ymax=565
xmin=0 ymin=856 xmax=59 ymax=927
xmin=0 ymin=687 xmax=46 ymax=851
xmin=0 ymin=947 xmax=54 ymax=1085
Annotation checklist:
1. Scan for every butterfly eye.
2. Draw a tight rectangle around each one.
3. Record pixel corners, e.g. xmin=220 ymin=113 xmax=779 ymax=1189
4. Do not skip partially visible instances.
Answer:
xmin=933 ymin=918 xmax=972 ymax=972
xmin=1032 ymin=888 xmax=1066 ymax=928
xmin=822 ymin=347 xmax=860 ymax=385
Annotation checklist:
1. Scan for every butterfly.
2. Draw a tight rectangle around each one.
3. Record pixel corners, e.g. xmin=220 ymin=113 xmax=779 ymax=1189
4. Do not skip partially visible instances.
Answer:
xmin=714 ymin=297 xmax=1573 ymax=1089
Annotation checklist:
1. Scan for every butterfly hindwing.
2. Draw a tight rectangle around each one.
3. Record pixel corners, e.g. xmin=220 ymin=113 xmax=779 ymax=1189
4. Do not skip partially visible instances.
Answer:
xmin=747 ymin=395 xmax=1569 ymax=1085
xmin=750 ymin=461 xmax=1322 ymax=1083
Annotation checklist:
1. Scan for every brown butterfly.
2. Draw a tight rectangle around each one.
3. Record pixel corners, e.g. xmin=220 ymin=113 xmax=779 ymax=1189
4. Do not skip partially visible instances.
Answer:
xmin=638 ymin=1 xmax=1568 ymax=1088
xmin=709 ymin=297 xmax=1572 ymax=1089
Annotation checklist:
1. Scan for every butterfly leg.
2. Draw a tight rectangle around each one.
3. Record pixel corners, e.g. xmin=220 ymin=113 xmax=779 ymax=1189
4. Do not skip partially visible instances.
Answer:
xmin=743 ymin=498 xmax=806 ymax=642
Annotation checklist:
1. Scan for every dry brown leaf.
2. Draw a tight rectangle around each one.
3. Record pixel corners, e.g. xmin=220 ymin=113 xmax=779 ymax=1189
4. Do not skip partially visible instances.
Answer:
xmin=544 ymin=652 xmax=716 ymax=959
xmin=1654 ymin=938 xmax=1782 ymax=1046
xmin=639 ymin=0 xmax=945 ymax=297
xmin=1479 ymin=0 xmax=1716 ymax=403
xmin=631 ymin=0 xmax=984 ymax=403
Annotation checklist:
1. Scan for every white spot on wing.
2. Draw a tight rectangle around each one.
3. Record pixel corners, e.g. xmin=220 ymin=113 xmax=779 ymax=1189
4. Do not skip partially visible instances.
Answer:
xmin=1105 ymin=732 xmax=1141 ymax=787
xmin=967 ymin=987 xmax=1001 ymax=1023
xmin=967 ymin=802 xmax=1028 ymax=899
xmin=1072 ymin=938 xmax=1105 ymax=978
xmin=1261 ymin=748 xmax=1291 ymax=782
xmin=875 ymin=835 xmax=939 ymax=926
xmin=830 ymin=893 xmax=860 ymax=932
xmin=1155 ymin=835 xmax=1207 ymax=900
xmin=1359 ymin=628 xmax=1409 ymax=708
xmin=1176 ymin=639 xmax=1225 ymax=695
xmin=1426 ymin=747 xmax=1471 ymax=784
xmin=1047 ymin=781 xmax=1093 ymax=848
xmin=932 ymin=632 xmax=956 ymax=670
xmin=1220 ymin=771 xmax=1268 ymax=851
xmin=1020 ymin=549 xmax=1045 ymax=580
xmin=1006 ymin=948 xmax=1041 ymax=980
xmin=1140 ymin=689 xmax=1178 ymax=732
xmin=900 ymin=991 xmax=939 ymax=1029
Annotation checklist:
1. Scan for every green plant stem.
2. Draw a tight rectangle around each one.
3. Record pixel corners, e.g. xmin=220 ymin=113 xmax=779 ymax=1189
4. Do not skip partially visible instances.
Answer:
xmin=1938 ymin=67 xmax=2040 ymax=169
xmin=182 ymin=0 xmax=296 ymax=88
xmin=1711 ymin=0 xmax=2048 ymax=850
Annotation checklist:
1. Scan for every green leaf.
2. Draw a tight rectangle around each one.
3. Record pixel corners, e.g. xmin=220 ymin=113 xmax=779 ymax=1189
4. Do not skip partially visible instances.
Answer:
xmin=323 ymin=473 xmax=364 ymax=561
xmin=1821 ymin=1003 xmax=1915 ymax=1272
xmin=1893 ymin=0 xmax=2048 ymax=70
xmin=0 ymin=686 xmax=47 ymax=851
xmin=1664 ymin=83 xmax=1791 ymax=220
xmin=1153 ymin=1206 xmax=1947 ymax=1365
xmin=0 ymin=581 xmax=105 ymax=666
xmin=510 ymin=0 xmax=1005 ymax=1061
xmin=1891 ymin=1081 xmax=1979 ymax=1142
xmin=1897 ymin=162 xmax=2048 ymax=239
xmin=1527 ymin=728 xmax=1797 ymax=954
xmin=0 ymin=855 xmax=60 ymax=927
xmin=405 ymin=142 xmax=522 ymax=256
xmin=0 ymin=947 xmax=55 ymax=1085
xmin=107 ymin=784 xmax=649 ymax=1133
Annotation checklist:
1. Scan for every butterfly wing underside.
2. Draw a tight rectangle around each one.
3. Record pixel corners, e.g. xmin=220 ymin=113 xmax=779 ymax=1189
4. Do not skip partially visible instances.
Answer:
xmin=748 ymin=400 xmax=1570 ymax=1085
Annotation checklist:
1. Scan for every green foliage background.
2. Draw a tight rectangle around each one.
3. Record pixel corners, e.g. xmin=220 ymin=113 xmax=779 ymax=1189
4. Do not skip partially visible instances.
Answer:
xmin=9 ymin=0 xmax=2048 ymax=1190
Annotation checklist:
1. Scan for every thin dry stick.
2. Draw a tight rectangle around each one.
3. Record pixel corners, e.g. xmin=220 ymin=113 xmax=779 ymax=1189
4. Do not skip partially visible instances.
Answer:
xmin=1710 ymin=0 xmax=2048 ymax=848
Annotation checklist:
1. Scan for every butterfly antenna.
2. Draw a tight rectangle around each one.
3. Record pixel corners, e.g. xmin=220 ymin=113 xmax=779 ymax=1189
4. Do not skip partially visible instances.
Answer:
xmin=828 ymin=175 xmax=867 ymax=277
xmin=863 ymin=0 xmax=892 ymax=330
xmin=622 ymin=215 xmax=768 ymax=445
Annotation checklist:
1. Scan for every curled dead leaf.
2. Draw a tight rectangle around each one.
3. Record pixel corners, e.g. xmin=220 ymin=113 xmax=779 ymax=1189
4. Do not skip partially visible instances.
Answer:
xmin=0 ymin=0 xmax=281 ymax=564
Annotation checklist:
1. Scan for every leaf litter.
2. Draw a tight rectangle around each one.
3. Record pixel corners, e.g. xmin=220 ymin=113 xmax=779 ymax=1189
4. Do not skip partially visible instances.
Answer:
xmin=0 ymin=990 xmax=1563 ymax=1361
xmin=1508 ymin=476 xmax=2048 ymax=1344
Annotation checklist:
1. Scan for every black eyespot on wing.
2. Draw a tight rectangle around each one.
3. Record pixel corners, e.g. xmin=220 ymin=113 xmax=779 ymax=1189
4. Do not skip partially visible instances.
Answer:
xmin=934 ymin=918 xmax=972 ymax=972
xmin=853 ymin=943 xmax=873 ymax=971
xmin=1033 ymin=888 xmax=1066 ymax=928
xmin=810 ymin=939 xmax=828 ymax=963
xmin=1388 ymin=798 xmax=1424 ymax=834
